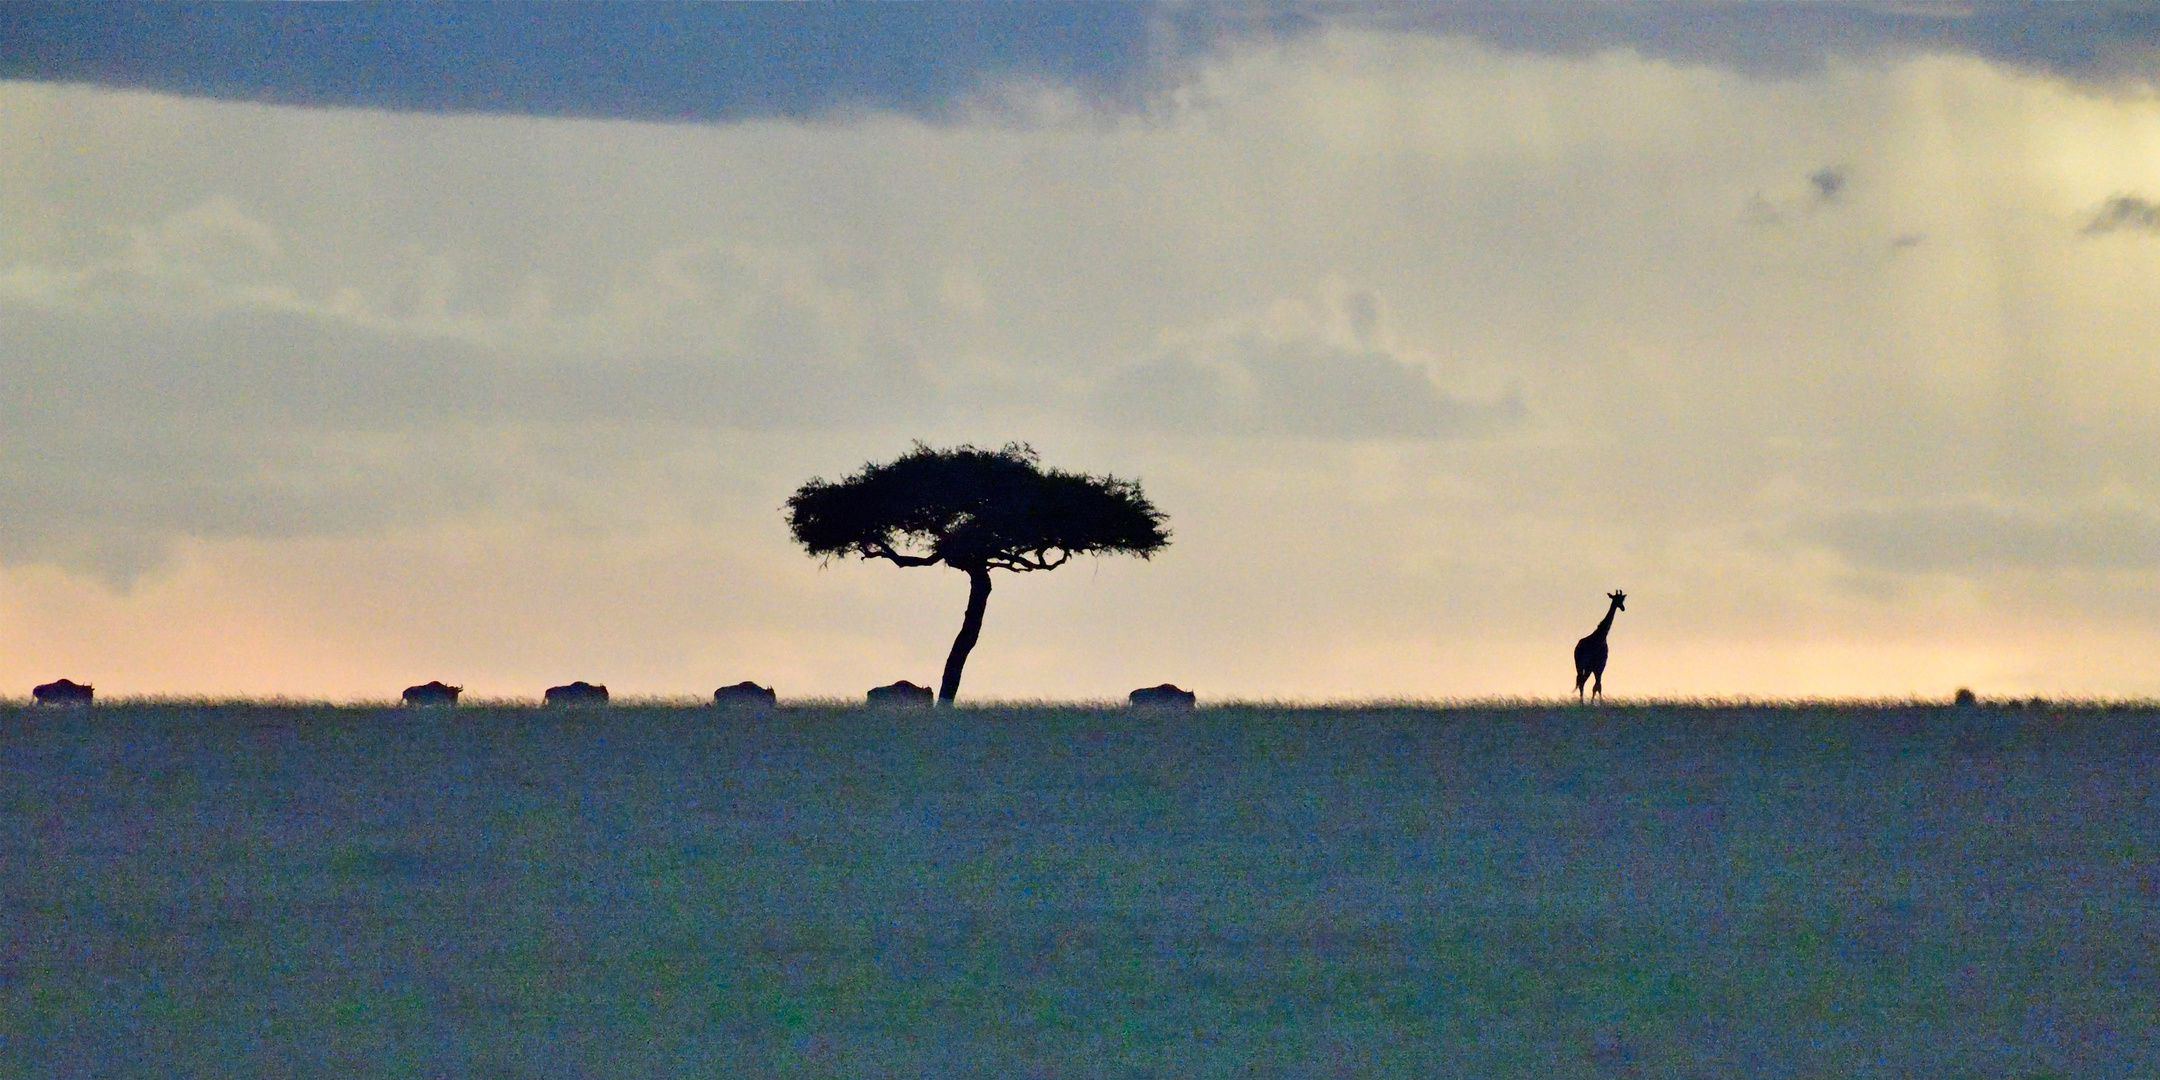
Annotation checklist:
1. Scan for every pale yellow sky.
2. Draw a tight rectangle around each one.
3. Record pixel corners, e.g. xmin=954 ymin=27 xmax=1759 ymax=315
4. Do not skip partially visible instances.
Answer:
xmin=5 ymin=30 xmax=2160 ymax=701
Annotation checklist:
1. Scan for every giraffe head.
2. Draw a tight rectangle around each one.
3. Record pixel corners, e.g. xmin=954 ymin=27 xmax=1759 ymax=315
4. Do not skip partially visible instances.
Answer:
xmin=1608 ymin=590 xmax=1626 ymax=611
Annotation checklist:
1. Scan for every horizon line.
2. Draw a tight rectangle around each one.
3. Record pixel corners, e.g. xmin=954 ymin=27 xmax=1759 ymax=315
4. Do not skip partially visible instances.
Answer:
xmin=1 ymin=694 xmax=2134 ymax=710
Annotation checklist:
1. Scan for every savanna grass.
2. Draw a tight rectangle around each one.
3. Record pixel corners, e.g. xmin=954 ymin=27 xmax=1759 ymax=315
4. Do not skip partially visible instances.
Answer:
xmin=3 ymin=701 xmax=2153 ymax=1077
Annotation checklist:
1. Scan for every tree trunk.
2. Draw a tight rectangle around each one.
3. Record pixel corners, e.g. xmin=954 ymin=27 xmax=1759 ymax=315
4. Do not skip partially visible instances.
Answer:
xmin=938 ymin=566 xmax=993 ymax=706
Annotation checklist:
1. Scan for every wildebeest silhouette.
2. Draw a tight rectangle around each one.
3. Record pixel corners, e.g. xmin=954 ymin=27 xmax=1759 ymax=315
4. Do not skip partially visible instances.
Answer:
xmin=1129 ymin=683 xmax=1196 ymax=709
xmin=402 ymin=681 xmax=462 ymax=707
xmin=866 ymin=680 xmax=934 ymax=707
xmin=32 ymin=679 xmax=93 ymax=705
xmin=544 ymin=681 xmax=608 ymax=706
xmin=714 ymin=681 xmax=777 ymax=708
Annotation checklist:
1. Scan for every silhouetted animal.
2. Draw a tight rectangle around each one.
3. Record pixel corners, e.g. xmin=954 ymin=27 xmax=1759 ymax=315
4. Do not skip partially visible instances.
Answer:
xmin=544 ymin=681 xmax=608 ymax=706
xmin=1129 ymin=683 xmax=1196 ymax=709
xmin=1954 ymin=687 xmax=1977 ymax=706
xmin=32 ymin=679 xmax=92 ymax=706
xmin=402 ymin=681 xmax=462 ymax=707
xmin=1573 ymin=590 xmax=1626 ymax=703
xmin=714 ymin=681 xmax=777 ymax=708
xmin=866 ymin=680 xmax=934 ymax=707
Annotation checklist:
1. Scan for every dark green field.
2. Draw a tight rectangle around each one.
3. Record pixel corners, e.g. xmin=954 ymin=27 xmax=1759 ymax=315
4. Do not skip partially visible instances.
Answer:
xmin=3 ymin=702 xmax=2153 ymax=1077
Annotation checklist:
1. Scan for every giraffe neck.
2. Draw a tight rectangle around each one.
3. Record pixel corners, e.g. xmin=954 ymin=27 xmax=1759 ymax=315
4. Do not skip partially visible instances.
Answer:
xmin=1592 ymin=600 xmax=1619 ymax=639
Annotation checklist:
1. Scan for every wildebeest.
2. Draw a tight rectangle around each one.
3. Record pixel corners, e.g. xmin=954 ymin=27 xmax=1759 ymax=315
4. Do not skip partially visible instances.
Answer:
xmin=32 ymin=679 xmax=93 ymax=706
xmin=714 ymin=681 xmax=777 ymax=708
xmin=544 ymin=681 xmax=609 ymax=706
xmin=402 ymin=681 xmax=462 ymax=707
xmin=1129 ymin=683 xmax=1196 ymax=709
xmin=866 ymin=680 xmax=934 ymax=707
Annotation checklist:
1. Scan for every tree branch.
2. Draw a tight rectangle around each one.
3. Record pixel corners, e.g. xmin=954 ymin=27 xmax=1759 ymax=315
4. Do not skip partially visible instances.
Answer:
xmin=986 ymin=549 xmax=1071 ymax=572
xmin=865 ymin=540 xmax=941 ymax=568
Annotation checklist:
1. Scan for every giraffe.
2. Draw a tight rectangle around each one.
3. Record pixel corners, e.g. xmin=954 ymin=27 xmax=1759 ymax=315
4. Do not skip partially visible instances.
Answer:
xmin=1573 ymin=590 xmax=1626 ymax=702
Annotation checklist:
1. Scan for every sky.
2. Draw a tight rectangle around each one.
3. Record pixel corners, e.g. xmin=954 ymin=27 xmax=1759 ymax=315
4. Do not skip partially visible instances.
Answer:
xmin=4 ymin=3 xmax=2160 ymax=702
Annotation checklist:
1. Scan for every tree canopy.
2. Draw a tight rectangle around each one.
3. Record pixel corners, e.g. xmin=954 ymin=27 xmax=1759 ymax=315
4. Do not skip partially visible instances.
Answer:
xmin=785 ymin=442 xmax=1170 ymax=704
xmin=786 ymin=442 xmax=1169 ymax=574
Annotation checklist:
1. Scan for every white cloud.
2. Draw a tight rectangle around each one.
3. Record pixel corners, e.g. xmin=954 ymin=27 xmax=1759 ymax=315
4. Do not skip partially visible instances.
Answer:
xmin=1093 ymin=281 xmax=1522 ymax=439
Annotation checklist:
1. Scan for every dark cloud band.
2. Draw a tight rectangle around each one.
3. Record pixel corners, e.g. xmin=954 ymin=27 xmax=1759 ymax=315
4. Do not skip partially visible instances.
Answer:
xmin=1349 ymin=3 xmax=2160 ymax=88
xmin=8 ymin=3 xmax=2155 ymax=127
xmin=0 ymin=2 xmax=1191 ymax=123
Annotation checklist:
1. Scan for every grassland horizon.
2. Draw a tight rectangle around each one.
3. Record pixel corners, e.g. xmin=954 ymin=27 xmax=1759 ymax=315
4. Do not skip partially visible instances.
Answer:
xmin=7 ymin=701 xmax=2153 ymax=1076
xmin=2 ymin=694 xmax=2153 ymax=715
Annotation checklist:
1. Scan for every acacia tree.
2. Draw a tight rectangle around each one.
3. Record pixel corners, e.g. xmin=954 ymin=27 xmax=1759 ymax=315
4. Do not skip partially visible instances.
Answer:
xmin=786 ymin=442 xmax=1170 ymax=705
